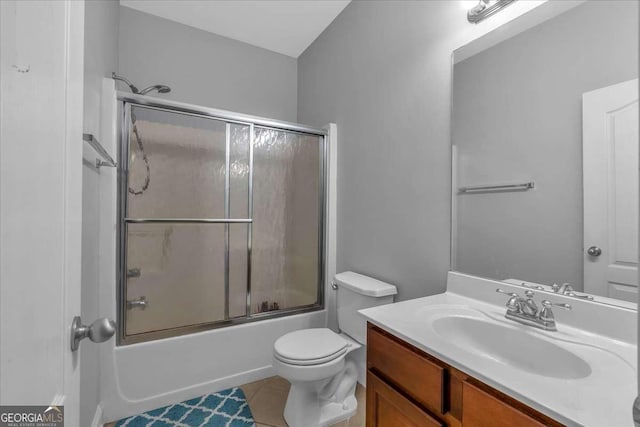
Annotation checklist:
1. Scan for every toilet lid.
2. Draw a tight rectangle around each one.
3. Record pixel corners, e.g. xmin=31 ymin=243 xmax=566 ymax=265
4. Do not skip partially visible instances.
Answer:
xmin=274 ymin=328 xmax=349 ymax=365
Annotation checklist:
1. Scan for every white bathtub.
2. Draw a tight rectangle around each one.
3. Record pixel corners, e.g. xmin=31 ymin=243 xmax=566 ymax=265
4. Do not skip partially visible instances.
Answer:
xmin=99 ymin=309 xmax=326 ymax=422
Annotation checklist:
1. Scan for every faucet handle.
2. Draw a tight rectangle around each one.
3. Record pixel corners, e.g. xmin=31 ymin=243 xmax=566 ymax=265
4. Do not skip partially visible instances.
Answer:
xmin=519 ymin=282 xmax=544 ymax=291
xmin=496 ymin=288 xmax=518 ymax=297
xmin=565 ymin=291 xmax=594 ymax=301
xmin=539 ymin=299 xmax=571 ymax=324
xmin=496 ymin=288 xmax=519 ymax=313
xmin=552 ymin=283 xmax=574 ymax=294
xmin=541 ymin=300 xmax=572 ymax=310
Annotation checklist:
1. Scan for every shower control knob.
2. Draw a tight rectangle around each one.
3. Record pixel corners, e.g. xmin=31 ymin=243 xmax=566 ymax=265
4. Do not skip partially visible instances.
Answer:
xmin=587 ymin=246 xmax=602 ymax=257
xmin=127 ymin=296 xmax=148 ymax=309
xmin=70 ymin=316 xmax=116 ymax=351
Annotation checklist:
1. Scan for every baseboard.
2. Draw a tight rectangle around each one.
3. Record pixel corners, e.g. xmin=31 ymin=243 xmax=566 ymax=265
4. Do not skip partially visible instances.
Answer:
xmin=90 ymin=404 xmax=103 ymax=427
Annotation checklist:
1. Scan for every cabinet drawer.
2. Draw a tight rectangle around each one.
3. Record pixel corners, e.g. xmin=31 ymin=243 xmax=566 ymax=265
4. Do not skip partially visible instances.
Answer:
xmin=367 ymin=371 xmax=444 ymax=427
xmin=462 ymin=381 xmax=547 ymax=427
xmin=367 ymin=325 xmax=445 ymax=414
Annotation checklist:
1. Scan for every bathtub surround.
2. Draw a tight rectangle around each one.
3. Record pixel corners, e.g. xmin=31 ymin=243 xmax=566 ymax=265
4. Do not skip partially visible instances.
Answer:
xmin=118 ymin=6 xmax=298 ymax=122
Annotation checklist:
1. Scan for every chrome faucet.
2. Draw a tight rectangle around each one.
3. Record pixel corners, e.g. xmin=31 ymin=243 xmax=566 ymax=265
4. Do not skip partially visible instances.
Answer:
xmin=496 ymin=288 xmax=571 ymax=331
xmin=552 ymin=283 xmax=573 ymax=294
xmin=551 ymin=283 xmax=594 ymax=300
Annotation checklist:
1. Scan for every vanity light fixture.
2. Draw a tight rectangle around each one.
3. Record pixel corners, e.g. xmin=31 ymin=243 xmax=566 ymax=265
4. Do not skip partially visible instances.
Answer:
xmin=467 ymin=0 xmax=516 ymax=23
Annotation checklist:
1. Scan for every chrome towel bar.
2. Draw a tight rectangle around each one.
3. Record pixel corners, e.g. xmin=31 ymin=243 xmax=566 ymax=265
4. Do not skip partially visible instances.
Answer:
xmin=124 ymin=218 xmax=253 ymax=224
xmin=458 ymin=181 xmax=535 ymax=194
xmin=83 ymin=133 xmax=117 ymax=168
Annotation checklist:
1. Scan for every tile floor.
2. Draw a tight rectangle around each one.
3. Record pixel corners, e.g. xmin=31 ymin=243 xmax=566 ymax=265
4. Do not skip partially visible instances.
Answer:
xmin=240 ymin=376 xmax=365 ymax=427
xmin=103 ymin=376 xmax=365 ymax=427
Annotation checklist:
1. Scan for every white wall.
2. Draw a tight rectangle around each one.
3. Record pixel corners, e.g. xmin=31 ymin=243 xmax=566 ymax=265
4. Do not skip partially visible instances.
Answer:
xmin=297 ymin=0 xmax=550 ymax=301
xmin=118 ymin=6 xmax=298 ymax=122
xmin=82 ymin=1 xmax=119 ymax=426
xmin=453 ymin=1 xmax=638 ymax=289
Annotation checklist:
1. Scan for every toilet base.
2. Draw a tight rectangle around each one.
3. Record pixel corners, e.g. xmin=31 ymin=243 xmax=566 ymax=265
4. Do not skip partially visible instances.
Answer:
xmin=318 ymin=394 xmax=357 ymax=426
xmin=282 ymin=358 xmax=359 ymax=427
xmin=283 ymin=386 xmax=357 ymax=427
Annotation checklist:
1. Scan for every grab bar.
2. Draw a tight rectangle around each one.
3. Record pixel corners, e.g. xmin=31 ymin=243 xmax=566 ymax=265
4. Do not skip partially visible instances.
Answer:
xmin=458 ymin=181 xmax=534 ymax=194
xmin=83 ymin=133 xmax=117 ymax=168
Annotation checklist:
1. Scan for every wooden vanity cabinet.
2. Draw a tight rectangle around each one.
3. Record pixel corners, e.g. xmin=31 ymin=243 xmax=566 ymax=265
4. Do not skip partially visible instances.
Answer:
xmin=366 ymin=323 xmax=564 ymax=427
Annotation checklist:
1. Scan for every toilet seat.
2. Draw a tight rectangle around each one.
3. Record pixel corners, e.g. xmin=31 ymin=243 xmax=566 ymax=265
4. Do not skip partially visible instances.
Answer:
xmin=274 ymin=328 xmax=349 ymax=366
xmin=275 ymin=346 xmax=348 ymax=366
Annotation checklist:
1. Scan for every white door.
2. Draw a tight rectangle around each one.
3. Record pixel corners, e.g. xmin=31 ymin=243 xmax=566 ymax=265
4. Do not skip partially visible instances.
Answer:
xmin=583 ymin=78 xmax=639 ymax=302
xmin=0 ymin=1 xmax=84 ymax=425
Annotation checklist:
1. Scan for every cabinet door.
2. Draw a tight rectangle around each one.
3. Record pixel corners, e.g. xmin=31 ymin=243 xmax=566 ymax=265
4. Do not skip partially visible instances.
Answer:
xmin=462 ymin=382 xmax=547 ymax=427
xmin=368 ymin=325 xmax=445 ymax=414
xmin=367 ymin=372 xmax=444 ymax=427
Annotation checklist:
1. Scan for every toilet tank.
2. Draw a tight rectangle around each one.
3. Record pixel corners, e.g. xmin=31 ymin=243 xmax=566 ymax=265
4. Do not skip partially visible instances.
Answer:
xmin=335 ymin=271 xmax=397 ymax=344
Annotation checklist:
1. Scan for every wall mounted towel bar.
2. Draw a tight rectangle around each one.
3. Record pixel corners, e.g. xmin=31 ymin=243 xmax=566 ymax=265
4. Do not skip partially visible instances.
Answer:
xmin=458 ymin=181 xmax=535 ymax=193
xmin=83 ymin=133 xmax=117 ymax=168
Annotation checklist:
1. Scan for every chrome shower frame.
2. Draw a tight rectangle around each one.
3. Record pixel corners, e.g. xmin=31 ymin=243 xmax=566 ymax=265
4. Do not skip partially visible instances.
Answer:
xmin=116 ymin=92 xmax=328 ymax=345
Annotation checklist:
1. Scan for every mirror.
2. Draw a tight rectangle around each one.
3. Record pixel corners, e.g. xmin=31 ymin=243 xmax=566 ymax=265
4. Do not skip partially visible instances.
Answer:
xmin=451 ymin=1 xmax=639 ymax=306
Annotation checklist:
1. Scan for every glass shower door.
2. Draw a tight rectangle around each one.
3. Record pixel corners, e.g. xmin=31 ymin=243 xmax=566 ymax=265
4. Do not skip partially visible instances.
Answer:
xmin=118 ymin=99 xmax=326 ymax=344
xmin=251 ymin=128 xmax=323 ymax=314
xmin=123 ymin=106 xmax=250 ymax=337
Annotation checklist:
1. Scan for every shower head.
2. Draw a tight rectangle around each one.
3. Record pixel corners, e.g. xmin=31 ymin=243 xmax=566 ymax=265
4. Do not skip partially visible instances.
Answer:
xmin=139 ymin=85 xmax=172 ymax=95
xmin=111 ymin=72 xmax=171 ymax=95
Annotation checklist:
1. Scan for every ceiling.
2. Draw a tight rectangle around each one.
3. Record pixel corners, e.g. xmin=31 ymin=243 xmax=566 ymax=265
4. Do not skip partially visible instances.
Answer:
xmin=120 ymin=0 xmax=351 ymax=58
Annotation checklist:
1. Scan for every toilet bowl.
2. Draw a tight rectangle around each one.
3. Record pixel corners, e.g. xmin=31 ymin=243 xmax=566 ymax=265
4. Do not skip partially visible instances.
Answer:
xmin=273 ymin=272 xmax=397 ymax=427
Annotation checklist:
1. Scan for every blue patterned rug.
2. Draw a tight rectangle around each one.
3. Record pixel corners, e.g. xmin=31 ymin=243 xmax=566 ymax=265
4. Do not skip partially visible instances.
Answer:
xmin=115 ymin=387 xmax=255 ymax=427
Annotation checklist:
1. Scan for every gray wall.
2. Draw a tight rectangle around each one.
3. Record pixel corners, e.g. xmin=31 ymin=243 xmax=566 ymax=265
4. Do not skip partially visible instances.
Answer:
xmin=119 ymin=6 xmax=298 ymax=122
xmin=82 ymin=2 xmax=119 ymax=426
xmin=298 ymin=2 xmax=477 ymax=301
xmin=453 ymin=1 xmax=638 ymax=288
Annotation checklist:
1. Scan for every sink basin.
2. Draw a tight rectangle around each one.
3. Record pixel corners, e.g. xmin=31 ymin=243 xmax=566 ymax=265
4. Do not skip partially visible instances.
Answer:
xmin=432 ymin=316 xmax=591 ymax=379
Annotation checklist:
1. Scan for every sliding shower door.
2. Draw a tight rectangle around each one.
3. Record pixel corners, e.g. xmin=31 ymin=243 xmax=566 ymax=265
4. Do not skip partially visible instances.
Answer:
xmin=119 ymin=100 xmax=325 ymax=344
xmin=251 ymin=129 xmax=322 ymax=313
xmin=122 ymin=105 xmax=250 ymax=338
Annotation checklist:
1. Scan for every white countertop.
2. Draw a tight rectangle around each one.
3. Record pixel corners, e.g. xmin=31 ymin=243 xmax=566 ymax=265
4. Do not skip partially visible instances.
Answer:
xmin=359 ymin=277 xmax=637 ymax=427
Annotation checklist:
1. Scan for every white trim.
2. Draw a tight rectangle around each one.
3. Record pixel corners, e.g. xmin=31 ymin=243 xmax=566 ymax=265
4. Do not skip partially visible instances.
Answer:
xmin=51 ymin=394 xmax=66 ymax=406
xmin=90 ymin=404 xmax=103 ymax=427
xmin=324 ymin=123 xmax=338 ymax=331
xmin=62 ymin=2 xmax=84 ymax=425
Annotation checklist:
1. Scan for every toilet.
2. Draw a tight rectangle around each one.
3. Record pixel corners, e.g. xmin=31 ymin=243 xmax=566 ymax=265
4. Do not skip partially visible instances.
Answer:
xmin=273 ymin=271 xmax=397 ymax=427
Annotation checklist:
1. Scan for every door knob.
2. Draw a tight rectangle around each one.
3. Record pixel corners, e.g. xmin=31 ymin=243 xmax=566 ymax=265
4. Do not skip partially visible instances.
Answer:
xmin=70 ymin=316 xmax=116 ymax=351
xmin=587 ymin=246 xmax=602 ymax=257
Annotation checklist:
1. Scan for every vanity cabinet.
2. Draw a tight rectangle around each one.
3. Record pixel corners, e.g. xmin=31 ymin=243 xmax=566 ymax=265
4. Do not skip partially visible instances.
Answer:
xmin=366 ymin=324 xmax=563 ymax=427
